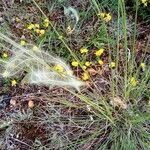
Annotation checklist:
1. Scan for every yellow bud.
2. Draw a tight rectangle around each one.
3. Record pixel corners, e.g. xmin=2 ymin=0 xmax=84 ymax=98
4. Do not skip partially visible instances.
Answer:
xmin=80 ymin=48 xmax=88 ymax=54
xmin=11 ymin=79 xmax=17 ymax=86
xmin=98 ymin=60 xmax=104 ymax=65
xmin=85 ymin=61 xmax=91 ymax=67
xmin=95 ymin=48 xmax=104 ymax=56
xmin=104 ymin=13 xmax=112 ymax=22
xmin=130 ymin=77 xmax=137 ymax=87
xmin=110 ymin=62 xmax=116 ymax=68
xmin=140 ymin=63 xmax=145 ymax=70
xmin=15 ymin=17 xmax=20 ymax=22
xmin=20 ymin=40 xmax=26 ymax=46
xmin=71 ymin=61 xmax=79 ymax=67
xmin=2 ymin=53 xmax=8 ymax=58
xmin=39 ymin=29 xmax=45 ymax=35
xmin=97 ymin=13 xmax=105 ymax=18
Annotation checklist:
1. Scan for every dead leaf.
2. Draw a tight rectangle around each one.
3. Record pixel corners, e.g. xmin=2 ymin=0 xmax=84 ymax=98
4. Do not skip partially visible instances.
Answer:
xmin=110 ymin=96 xmax=127 ymax=109
xmin=87 ymin=68 xmax=97 ymax=76
xmin=28 ymin=100 xmax=34 ymax=108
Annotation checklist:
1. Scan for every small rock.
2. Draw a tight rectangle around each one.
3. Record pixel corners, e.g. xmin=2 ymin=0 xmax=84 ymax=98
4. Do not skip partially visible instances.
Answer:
xmin=10 ymin=99 xmax=17 ymax=106
xmin=0 ymin=94 xmax=11 ymax=110
xmin=110 ymin=96 xmax=127 ymax=109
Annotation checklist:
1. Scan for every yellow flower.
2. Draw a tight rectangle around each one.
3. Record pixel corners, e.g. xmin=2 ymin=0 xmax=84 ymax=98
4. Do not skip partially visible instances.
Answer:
xmin=35 ymin=29 xmax=40 ymax=34
xmin=43 ymin=18 xmax=49 ymax=27
xmin=20 ymin=40 xmax=26 ymax=46
xmin=82 ymin=72 xmax=89 ymax=81
xmin=82 ymin=66 xmax=87 ymax=70
xmin=110 ymin=62 xmax=116 ymax=68
xmin=15 ymin=17 xmax=20 ymax=22
xmin=85 ymin=61 xmax=91 ymax=67
xmin=2 ymin=53 xmax=8 ymax=58
xmin=98 ymin=12 xmax=105 ymax=18
xmin=71 ymin=61 xmax=79 ymax=67
xmin=44 ymin=22 xmax=49 ymax=27
xmin=80 ymin=48 xmax=88 ymax=54
xmin=39 ymin=29 xmax=45 ymax=35
xmin=104 ymin=13 xmax=112 ymax=22
xmin=98 ymin=12 xmax=112 ymax=22
xmin=144 ymin=2 xmax=147 ymax=6
xmin=98 ymin=60 xmax=104 ymax=65
xmin=27 ymin=23 xmax=35 ymax=30
xmin=32 ymin=46 xmax=39 ymax=51
xmin=54 ymin=64 xmax=64 ymax=73
xmin=95 ymin=48 xmax=104 ymax=56
xmin=130 ymin=77 xmax=137 ymax=87
xmin=44 ymin=18 xmax=49 ymax=23
xmin=140 ymin=62 xmax=145 ymax=70
xmin=11 ymin=79 xmax=17 ymax=86
xmin=34 ymin=23 xmax=40 ymax=28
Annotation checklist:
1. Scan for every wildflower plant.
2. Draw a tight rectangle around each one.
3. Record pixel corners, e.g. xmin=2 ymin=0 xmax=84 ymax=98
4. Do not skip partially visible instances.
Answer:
xmin=0 ymin=33 xmax=84 ymax=91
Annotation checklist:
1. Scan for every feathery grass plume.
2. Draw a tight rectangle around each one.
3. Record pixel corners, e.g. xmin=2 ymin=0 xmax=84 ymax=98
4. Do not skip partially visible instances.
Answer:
xmin=0 ymin=33 xmax=84 ymax=91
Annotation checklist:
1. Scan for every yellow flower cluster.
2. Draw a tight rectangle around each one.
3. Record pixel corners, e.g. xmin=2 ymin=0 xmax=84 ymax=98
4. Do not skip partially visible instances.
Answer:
xmin=2 ymin=52 xmax=8 ymax=58
xmin=85 ymin=61 xmax=92 ymax=67
xmin=27 ymin=23 xmax=35 ymax=30
xmin=27 ymin=18 xmax=49 ymax=36
xmin=140 ymin=62 xmax=145 ymax=70
xmin=141 ymin=0 xmax=148 ymax=6
xmin=70 ymin=47 xmax=106 ymax=81
xmin=130 ymin=77 xmax=137 ymax=87
xmin=82 ymin=72 xmax=89 ymax=81
xmin=80 ymin=48 xmax=88 ymax=54
xmin=98 ymin=13 xmax=112 ymax=22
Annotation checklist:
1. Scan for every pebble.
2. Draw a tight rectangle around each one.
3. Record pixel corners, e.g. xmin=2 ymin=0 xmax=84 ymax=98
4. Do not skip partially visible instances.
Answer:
xmin=0 ymin=94 xmax=11 ymax=110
